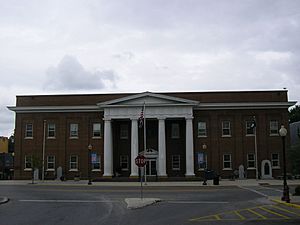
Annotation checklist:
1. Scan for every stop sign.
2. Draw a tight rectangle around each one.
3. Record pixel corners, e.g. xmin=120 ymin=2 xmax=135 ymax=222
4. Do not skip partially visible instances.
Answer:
xmin=135 ymin=155 xmax=146 ymax=167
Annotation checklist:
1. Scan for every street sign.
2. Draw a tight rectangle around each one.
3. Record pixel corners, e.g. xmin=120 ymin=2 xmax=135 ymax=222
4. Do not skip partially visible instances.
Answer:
xmin=135 ymin=155 xmax=146 ymax=167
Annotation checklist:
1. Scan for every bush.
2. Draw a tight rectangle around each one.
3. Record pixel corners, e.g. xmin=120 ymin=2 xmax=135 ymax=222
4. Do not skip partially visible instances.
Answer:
xmin=294 ymin=186 xmax=300 ymax=196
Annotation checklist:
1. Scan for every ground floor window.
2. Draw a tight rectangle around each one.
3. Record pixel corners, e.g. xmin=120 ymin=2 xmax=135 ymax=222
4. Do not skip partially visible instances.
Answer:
xmin=223 ymin=154 xmax=232 ymax=169
xmin=271 ymin=153 xmax=280 ymax=168
xmin=247 ymin=153 xmax=255 ymax=169
xmin=197 ymin=152 xmax=207 ymax=170
xmin=47 ymin=155 xmax=55 ymax=170
xmin=172 ymin=155 xmax=180 ymax=170
xmin=91 ymin=153 xmax=101 ymax=170
xmin=120 ymin=155 xmax=129 ymax=171
xmin=69 ymin=155 xmax=78 ymax=171
xmin=25 ymin=155 xmax=32 ymax=170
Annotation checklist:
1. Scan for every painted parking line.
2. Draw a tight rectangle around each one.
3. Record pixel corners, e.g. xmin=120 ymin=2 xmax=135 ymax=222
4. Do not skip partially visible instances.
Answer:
xmin=189 ymin=204 xmax=300 ymax=222
xmin=167 ymin=201 xmax=228 ymax=204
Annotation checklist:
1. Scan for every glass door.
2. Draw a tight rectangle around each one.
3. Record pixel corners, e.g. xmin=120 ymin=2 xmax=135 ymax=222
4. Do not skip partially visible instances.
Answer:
xmin=145 ymin=159 xmax=157 ymax=176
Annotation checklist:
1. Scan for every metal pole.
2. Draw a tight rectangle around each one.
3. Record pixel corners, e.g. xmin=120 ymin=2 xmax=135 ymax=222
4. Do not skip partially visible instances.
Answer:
xmin=42 ymin=120 xmax=46 ymax=182
xmin=281 ymin=136 xmax=290 ymax=203
xmin=88 ymin=144 xmax=92 ymax=185
xmin=140 ymin=167 xmax=143 ymax=200
xmin=143 ymin=102 xmax=147 ymax=185
xmin=254 ymin=126 xmax=258 ymax=180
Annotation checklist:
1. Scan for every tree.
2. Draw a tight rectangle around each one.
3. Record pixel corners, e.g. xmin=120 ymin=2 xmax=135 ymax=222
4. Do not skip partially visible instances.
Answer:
xmin=31 ymin=155 xmax=42 ymax=184
xmin=289 ymin=105 xmax=300 ymax=123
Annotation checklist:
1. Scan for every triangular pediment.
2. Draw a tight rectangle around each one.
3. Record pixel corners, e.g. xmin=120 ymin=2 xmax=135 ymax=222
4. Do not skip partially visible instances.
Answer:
xmin=97 ymin=92 xmax=199 ymax=107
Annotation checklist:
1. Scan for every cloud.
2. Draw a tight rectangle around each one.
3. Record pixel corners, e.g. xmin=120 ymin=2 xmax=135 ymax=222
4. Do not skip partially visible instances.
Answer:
xmin=44 ymin=55 xmax=118 ymax=91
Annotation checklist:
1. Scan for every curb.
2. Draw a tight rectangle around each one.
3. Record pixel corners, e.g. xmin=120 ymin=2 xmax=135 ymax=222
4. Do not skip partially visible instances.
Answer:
xmin=0 ymin=197 xmax=9 ymax=205
xmin=270 ymin=198 xmax=300 ymax=209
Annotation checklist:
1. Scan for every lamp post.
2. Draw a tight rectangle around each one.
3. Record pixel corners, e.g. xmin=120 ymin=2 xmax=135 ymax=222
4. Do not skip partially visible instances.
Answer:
xmin=279 ymin=125 xmax=290 ymax=203
xmin=88 ymin=144 xmax=92 ymax=185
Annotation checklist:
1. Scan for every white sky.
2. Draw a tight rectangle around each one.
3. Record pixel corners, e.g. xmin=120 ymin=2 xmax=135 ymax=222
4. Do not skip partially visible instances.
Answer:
xmin=1 ymin=0 xmax=300 ymax=137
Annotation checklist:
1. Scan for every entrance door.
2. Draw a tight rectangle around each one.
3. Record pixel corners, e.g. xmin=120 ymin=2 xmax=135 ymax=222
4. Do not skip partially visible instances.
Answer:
xmin=146 ymin=159 xmax=157 ymax=176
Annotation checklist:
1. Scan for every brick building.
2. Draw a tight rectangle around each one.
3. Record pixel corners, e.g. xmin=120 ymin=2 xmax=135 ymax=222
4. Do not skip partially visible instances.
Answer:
xmin=8 ymin=90 xmax=296 ymax=180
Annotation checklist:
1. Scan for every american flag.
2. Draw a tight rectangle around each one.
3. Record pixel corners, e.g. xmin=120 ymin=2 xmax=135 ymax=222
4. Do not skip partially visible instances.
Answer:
xmin=139 ymin=107 xmax=144 ymax=128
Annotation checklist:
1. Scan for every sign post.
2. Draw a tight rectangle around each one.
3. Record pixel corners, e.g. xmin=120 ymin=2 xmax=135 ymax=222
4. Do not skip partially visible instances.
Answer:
xmin=135 ymin=154 xmax=146 ymax=200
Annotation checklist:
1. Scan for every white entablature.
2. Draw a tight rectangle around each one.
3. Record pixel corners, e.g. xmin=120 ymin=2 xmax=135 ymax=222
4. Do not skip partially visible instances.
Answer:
xmin=97 ymin=92 xmax=199 ymax=120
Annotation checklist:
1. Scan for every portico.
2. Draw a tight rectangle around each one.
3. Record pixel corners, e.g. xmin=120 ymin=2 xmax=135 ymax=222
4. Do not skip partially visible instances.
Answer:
xmin=98 ymin=92 xmax=199 ymax=178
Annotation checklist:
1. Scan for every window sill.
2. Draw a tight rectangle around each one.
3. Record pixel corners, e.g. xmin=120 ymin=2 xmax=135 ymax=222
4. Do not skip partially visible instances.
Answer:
xmin=272 ymin=167 xmax=280 ymax=169
xmin=24 ymin=137 xmax=33 ymax=140
xmin=92 ymin=169 xmax=101 ymax=172
xmin=46 ymin=169 xmax=55 ymax=172
xmin=172 ymin=168 xmax=180 ymax=171
xmin=222 ymin=168 xmax=232 ymax=171
xmin=24 ymin=168 xmax=32 ymax=171
xmin=47 ymin=137 xmax=56 ymax=140
xmin=198 ymin=135 xmax=207 ymax=138
xmin=69 ymin=137 xmax=78 ymax=139
xmin=270 ymin=134 xmax=279 ymax=137
xmin=92 ymin=136 xmax=102 ymax=139
xmin=198 ymin=168 xmax=206 ymax=171
xmin=69 ymin=169 xmax=78 ymax=172
xmin=222 ymin=135 xmax=232 ymax=138
xmin=246 ymin=134 xmax=255 ymax=137
xmin=247 ymin=167 xmax=256 ymax=170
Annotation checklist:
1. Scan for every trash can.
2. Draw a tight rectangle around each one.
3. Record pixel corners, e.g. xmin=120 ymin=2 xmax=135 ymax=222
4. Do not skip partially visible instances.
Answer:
xmin=213 ymin=175 xmax=219 ymax=185
xmin=205 ymin=170 xmax=215 ymax=180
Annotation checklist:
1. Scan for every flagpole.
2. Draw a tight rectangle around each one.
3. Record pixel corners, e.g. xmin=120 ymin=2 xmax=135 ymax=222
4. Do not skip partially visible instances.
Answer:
xmin=143 ymin=102 xmax=147 ymax=184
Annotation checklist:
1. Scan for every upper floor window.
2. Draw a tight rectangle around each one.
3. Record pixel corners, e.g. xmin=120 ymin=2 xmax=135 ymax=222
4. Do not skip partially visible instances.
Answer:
xmin=70 ymin=123 xmax=78 ymax=138
xmin=69 ymin=155 xmax=78 ymax=171
xmin=246 ymin=121 xmax=255 ymax=135
xmin=222 ymin=121 xmax=231 ymax=136
xmin=120 ymin=124 xmax=128 ymax=139
xmin=25 ymin=123 xmax=33 ymax=138
xmin=247 ymin=153 xmax=256 ymax=168
xmin=271 ymin=153 xmax=280 ymax=168
xmin=197 ymin=122 xmax=207 ymax=137
xmin=47 ymin=123 xmax=56 ymax=138
xmin=47 ymin=155 xmax=55 ymax=170
xmin=171 ymin=123 xmax=180 ymax=139
xmin=223 ymin=154 xmax=232 ymax=169
xmin=172 ymin=155 xmax=181 ymax=170
xmin=93 ymin=123 xmax=101 ymax=138
xmin=270 ymin=120 xmax=279 ymax=136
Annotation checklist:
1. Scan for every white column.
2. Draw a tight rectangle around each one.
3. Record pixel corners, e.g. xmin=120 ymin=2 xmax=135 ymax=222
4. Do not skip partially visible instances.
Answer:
xmin=103 ymin=118 xmax=113 ymax=177
xmin=130 ymin=118 xmax=139 ymax=177
xmin=158 ymin=117 xmax=167 ymax=177
xmin=185 ymin=117 xmax=195 ymax=176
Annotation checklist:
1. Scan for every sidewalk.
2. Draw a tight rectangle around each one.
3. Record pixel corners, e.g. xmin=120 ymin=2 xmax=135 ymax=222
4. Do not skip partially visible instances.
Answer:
xmin=1 ymin=178 xmax=300 ymax=186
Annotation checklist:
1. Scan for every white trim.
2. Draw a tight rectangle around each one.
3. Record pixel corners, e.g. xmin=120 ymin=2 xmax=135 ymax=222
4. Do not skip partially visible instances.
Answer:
xmin=92 ymin=169 xmax=101 ymax=172
xmin=7 ymin=105 xmax=101 ymax=113
xmin=24 ymin=168 xmax=32 ymax=171
xmin=69 ymin=169 xmax=78 ymax=172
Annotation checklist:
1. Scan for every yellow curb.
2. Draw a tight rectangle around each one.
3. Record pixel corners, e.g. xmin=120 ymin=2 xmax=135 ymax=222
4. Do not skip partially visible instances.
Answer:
xmin=270 ymin=198 xmax=300 ymax=209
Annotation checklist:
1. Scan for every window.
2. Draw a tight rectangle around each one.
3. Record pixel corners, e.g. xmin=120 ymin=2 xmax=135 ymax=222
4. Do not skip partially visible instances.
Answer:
xmin=222 ymin=121 xmax=231 ymax=136
xmin=197 ymin=152 xmax=207 ymax=170
xmin=172 ymin=155 xmax=180 ymax=170
xmin=246 ymin=121 xmax=255 ymax=135
xmin=271 ymin=153 xmax=280 ymax=168
xmin=223 ymin=154 xmax=232 ymax=169
xmin=120 ymin=155 xmax=129 ymax=171
xmin=25 ymin=155 xmax=32 ymax=170
xmin=247 ymin=153 xmax=256 ymax=168
xmin=47 ymin=155 xmax=55 ymax=170
xmin=48 ymin=123 xmax=56 ymax=138
xmin=270 ymin=120 xmax=279 ymax=135
xmin=70 ymin=123 xmax=78 ymax=138
xmin=198 ymin=122 xmax=207 ymax=137
xmin=171 ymin=123 xmax=180 ymax=139
xmin=120 ymin=124 xmax=128 ymax=139
xmin=25 ymin=123 xmax=33 ymax=138
xmin=69 ymin=155 xmax=78 ymax=171
xmin=91 ymin=153 xmax=101 ymax=170
xmin=93 ymin=123 xmax=101 ymax=138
